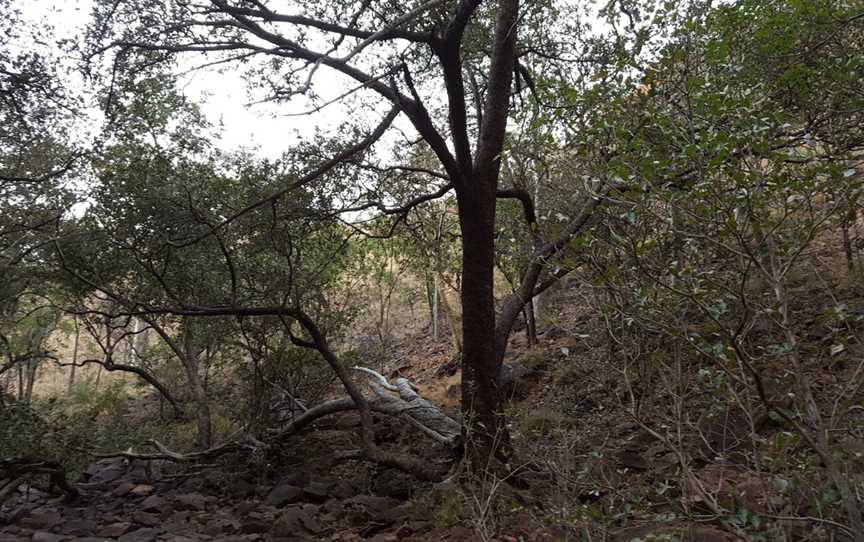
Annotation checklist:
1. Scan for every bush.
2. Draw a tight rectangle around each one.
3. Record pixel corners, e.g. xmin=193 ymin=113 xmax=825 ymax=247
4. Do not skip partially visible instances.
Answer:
xmin=0 ymin=381 xmax=189 ymax=475
xmin=517 ymin=407 xmax=574 ymax=436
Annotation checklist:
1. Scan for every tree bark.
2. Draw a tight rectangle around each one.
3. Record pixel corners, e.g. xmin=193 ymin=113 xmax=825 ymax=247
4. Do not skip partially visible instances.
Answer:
xmin=524 ymin=302 xmax=537 ymax=346
xmin=278 ymin=368 xmax=460 ymax=450
xmin=459 ymin=195 xmax=508 ymax=461
xmin=454 ymin=0 xmax=519 ymax=464
xmin=181 ymin=320 xmax=212 ymax=450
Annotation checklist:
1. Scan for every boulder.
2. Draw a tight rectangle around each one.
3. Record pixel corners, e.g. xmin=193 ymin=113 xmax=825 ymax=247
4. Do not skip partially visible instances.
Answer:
xmin=267 ymin=484 xmax=304 ymax=507
xmin=60 ymin=518 xmax=98 ymax=536
xmin=118 ymin=527 xmax=162 ymax=542
xmin=173 ymin=493 xmax=207 ymax=511
xmin=272 ymin=506 xmax=323 ymax=537
xmin=97 ymin=521 xmax=133 ymax=537
xmin=140 ymin=495 xmax=168 ymax=513
xmin=303 ymin=479 xmax=333 ymax=502
xmin=83 ymin=458 xmax=126 ymax=485
xmin=113 ymin=482 xmax=135 ymax=497
xmin=131 ymin=511 xmax=160 ymax=527
xmin=371 ymin=470 xmax=413 ymax=500
xmin=129 ymin=484 xmax=155 ymax=497
xmin=20 ymin=509 xmax=62 ymax=530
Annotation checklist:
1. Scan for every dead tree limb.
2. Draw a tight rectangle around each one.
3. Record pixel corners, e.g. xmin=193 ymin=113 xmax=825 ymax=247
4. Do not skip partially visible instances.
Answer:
xmin=0 ymin=458 xmax=80 ymax=502
xmin=97 ymin=435 xmax=265 ymax=464
xmin=277 ymin=367 xmax=461 ymax=449
xmin=0 ymin=477 xmax=23 ymax=508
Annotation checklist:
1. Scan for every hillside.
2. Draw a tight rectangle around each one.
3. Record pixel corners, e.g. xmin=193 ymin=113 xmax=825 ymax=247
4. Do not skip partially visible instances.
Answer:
xmin=3 ymin=233 xmax=864 ymax=541
xmin=3 ymin=0 xmax=864 ymax=541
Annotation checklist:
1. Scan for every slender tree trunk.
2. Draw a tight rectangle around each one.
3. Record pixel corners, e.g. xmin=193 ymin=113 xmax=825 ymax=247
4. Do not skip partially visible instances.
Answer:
xmin=432 ymin=208 xmax=447 ymax=341
xmin=438 ymin=281 xmax=462 ymax=353
xmin=192 ymin=383 xmax=212 ymax=450
xmin=532 ymin=175 xmax=543 ymax=326
xmin=68 ymin=316 xmax=80 ymax=392
xmin=842 ymin=215 xmax=855 ymax=271
xmin=24 ymin=359 xmax=37 ymax=404
xmin=767 ymin=237 xmax=864 ymax=540
xmin=524 ymin=302 xmax=537 ymax=346
xmin=432 ymin=276 xmax=440 ymax=339
xmin=182 ymin=324 xmax=212 ymax=450
xmin=425 ymin=271 xmax=436 ymax=333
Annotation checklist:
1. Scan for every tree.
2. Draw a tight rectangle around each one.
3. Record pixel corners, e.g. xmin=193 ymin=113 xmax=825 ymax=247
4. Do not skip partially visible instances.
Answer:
xmin=1 ymin=0 xmax=80 ymax=258
xmin=0 ymin=292 xmax=61 ymax=403
xmin=84 ymin=0 xmax=652 ymax=468
xmin=1 ymin=0 xmax=83 ymax=397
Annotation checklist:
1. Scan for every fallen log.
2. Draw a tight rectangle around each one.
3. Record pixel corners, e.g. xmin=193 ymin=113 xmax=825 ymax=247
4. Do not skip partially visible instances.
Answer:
xmin=277 ymin=367 xmax=461 ymax=449
xmin=98 ymin=369 xmax=459 ymax=482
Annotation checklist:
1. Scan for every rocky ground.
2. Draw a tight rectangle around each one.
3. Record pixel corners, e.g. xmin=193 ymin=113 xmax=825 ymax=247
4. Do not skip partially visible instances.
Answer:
xmin=0 ymin=380 xmax=757 ymax=542
xmin=0 ymin=387 xmax=748 ymax=542
xmin=0 ymin=410 xmax=457 ymax=542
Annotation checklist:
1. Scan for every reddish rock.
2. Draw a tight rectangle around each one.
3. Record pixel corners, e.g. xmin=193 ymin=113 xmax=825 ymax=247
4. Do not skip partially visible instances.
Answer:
xmin=394 ymin=524 xmax=415 ymax=539
xmin=129 ymin=484 xmax=155 ymax=497
xmin=202 ymin=517 xmax=236 ymax=536
xmin=369 ymin=533 xmax=400 ymax=542
xmin=113 ymin=482 xmax=135 ymax=497
xmin=443 ymin=525 xmax=475 ymax=540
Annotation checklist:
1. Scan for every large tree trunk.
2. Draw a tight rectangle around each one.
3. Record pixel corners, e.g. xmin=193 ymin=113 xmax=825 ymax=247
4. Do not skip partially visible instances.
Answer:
xmin=454 ymin=0 xmax=519 ymax=465
xmin=459 ymin=193 xmax=509 ymax=463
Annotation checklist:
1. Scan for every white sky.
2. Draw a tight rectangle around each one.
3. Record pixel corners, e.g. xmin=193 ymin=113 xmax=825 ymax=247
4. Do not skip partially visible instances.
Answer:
xmin=26 ymin=0 xmax=355 ymax=159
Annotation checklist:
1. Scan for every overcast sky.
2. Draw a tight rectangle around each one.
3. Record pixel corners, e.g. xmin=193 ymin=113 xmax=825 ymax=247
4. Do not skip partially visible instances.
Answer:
xmin=27 ymin=0 xmax=358 ymax=159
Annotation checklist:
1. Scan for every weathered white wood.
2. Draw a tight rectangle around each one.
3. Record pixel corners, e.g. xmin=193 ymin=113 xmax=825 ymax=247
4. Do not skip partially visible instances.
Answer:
xmin=277 ymin=368 xmax=461 ymax=448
